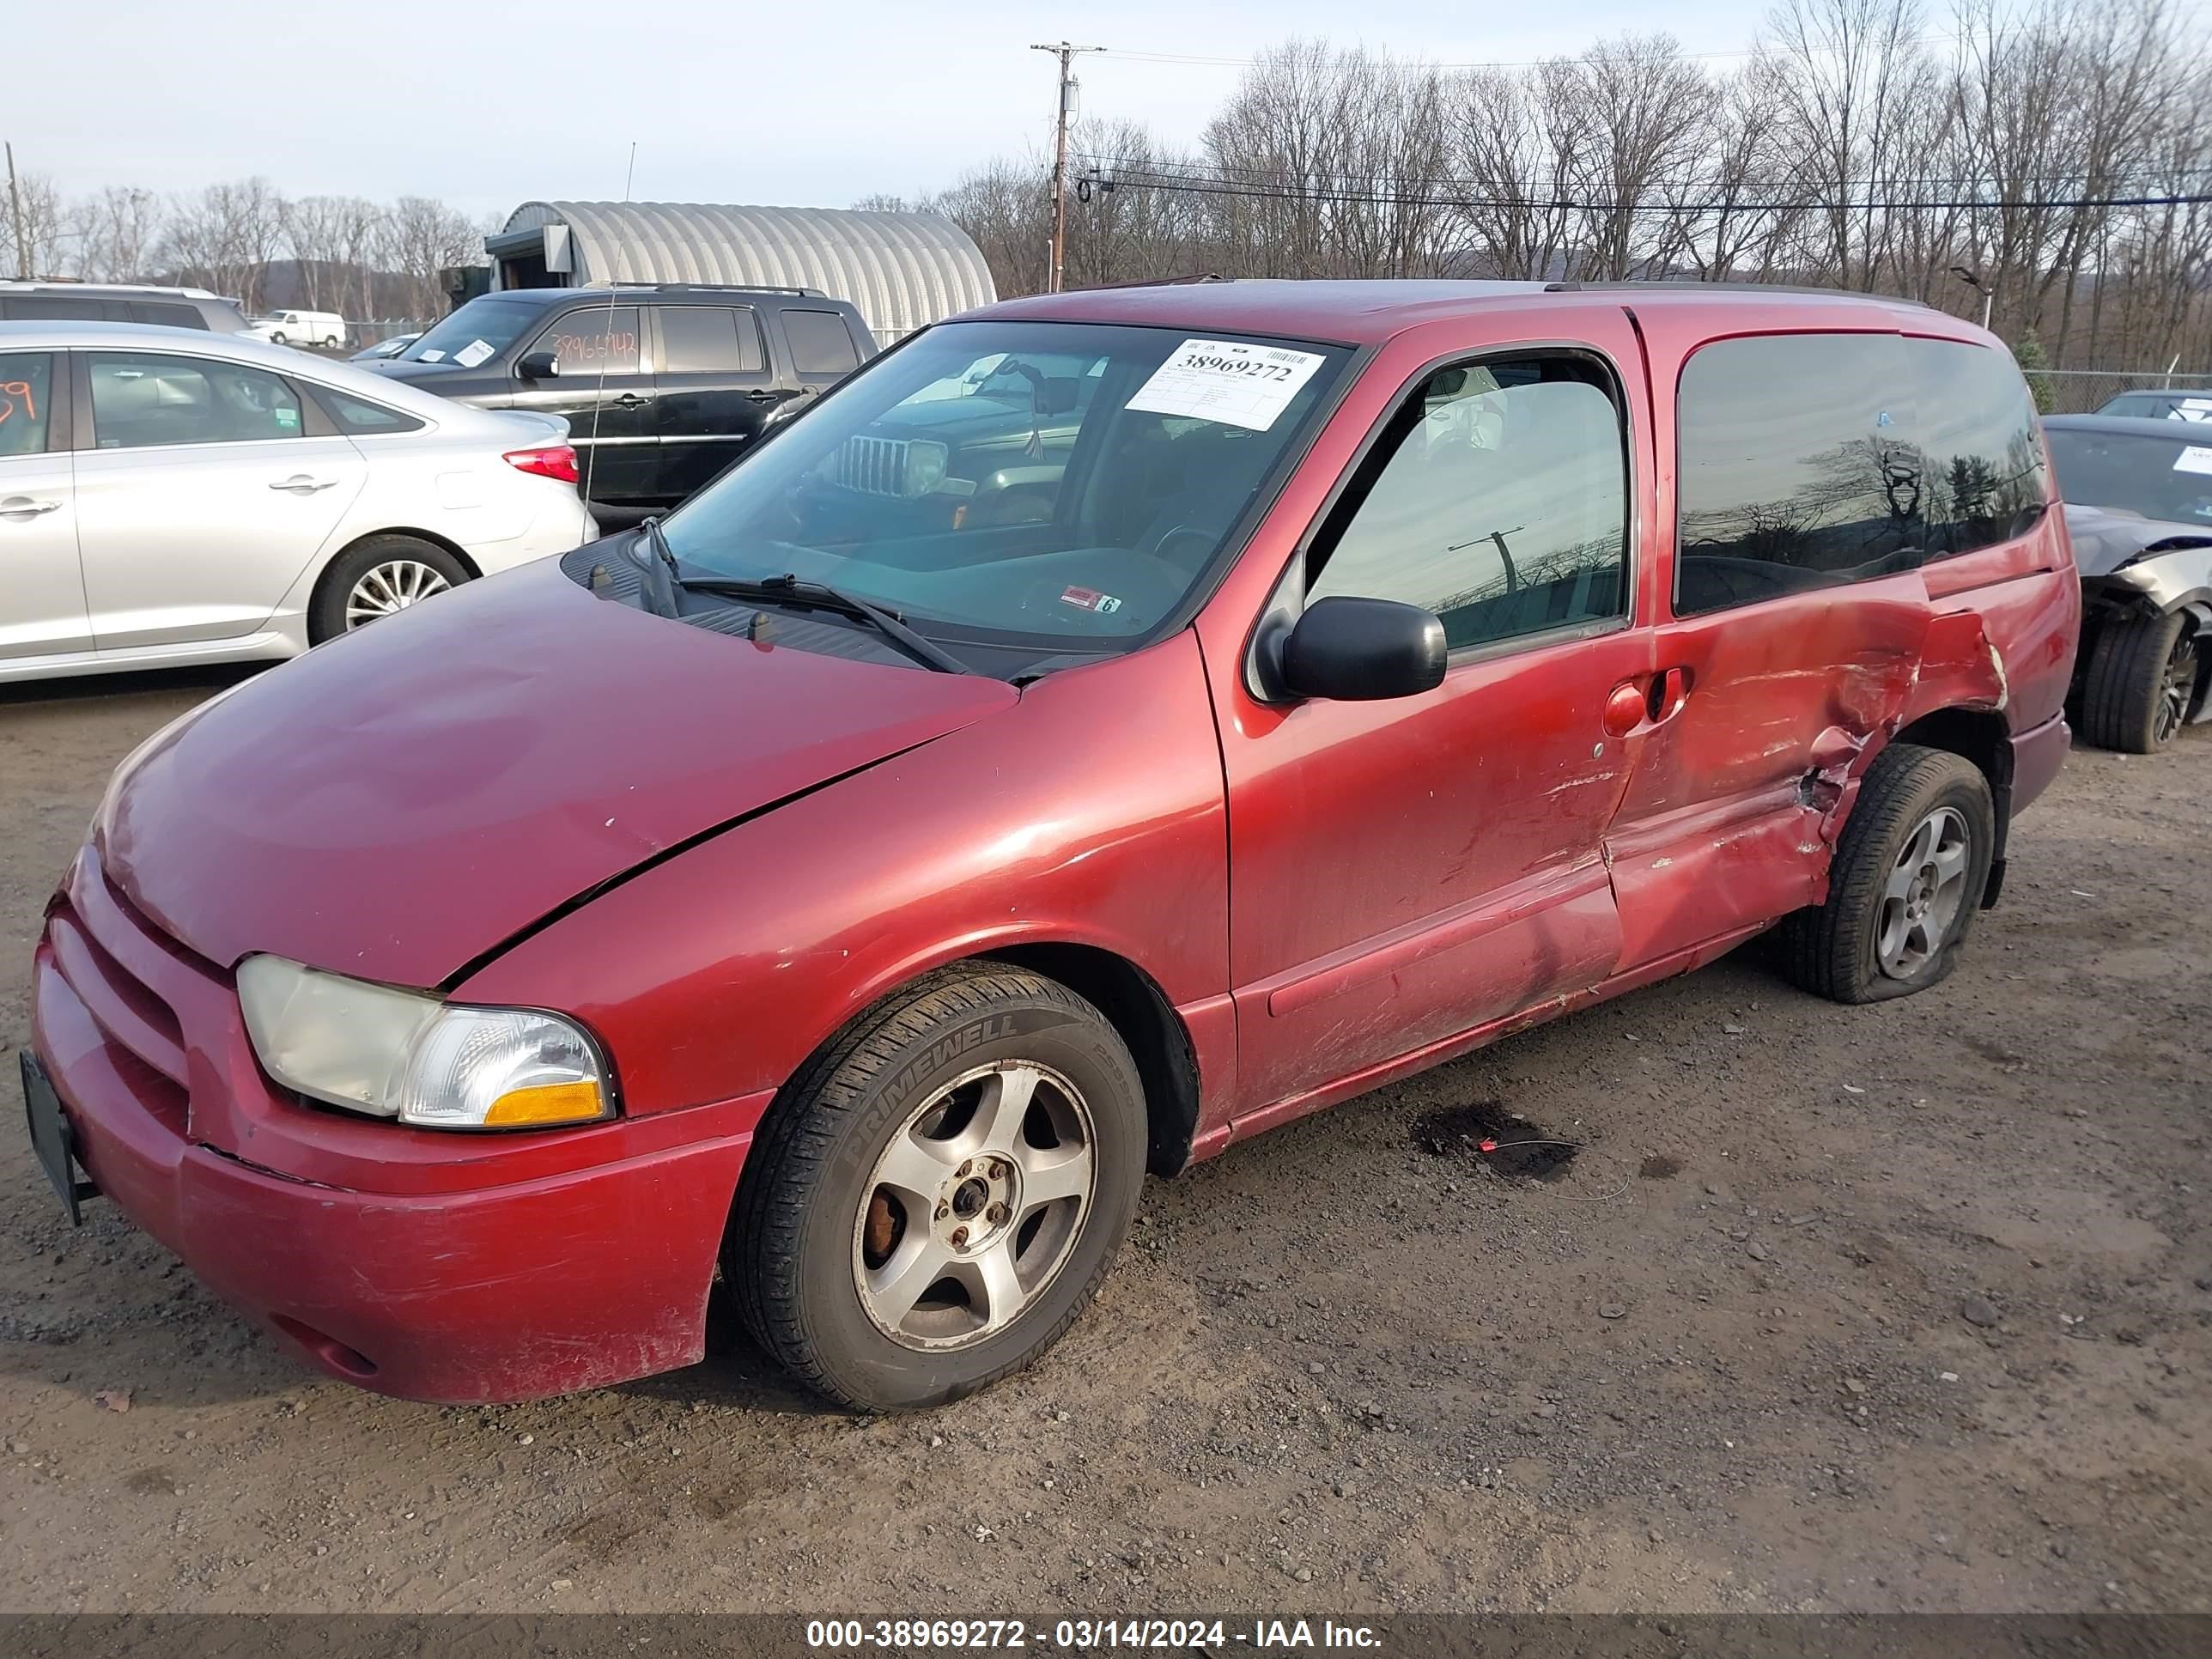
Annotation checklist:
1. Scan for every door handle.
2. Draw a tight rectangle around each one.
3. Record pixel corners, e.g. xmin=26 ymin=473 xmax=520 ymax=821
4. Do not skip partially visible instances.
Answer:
xmin=1603 ymin=668 xmax=1693 ymax=738
xmin=741 ymin=389 xmax=780 ymax=403
xmin=0 ymin=495 xmax=64 ymax=520
xmin=269 ymin=476 xmax=337 ymax=494
xmin=610 ymin=392 xmax=652 ymax=410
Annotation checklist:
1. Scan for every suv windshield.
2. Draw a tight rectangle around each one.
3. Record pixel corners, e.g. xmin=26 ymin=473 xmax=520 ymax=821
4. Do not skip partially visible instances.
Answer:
xmin=2047 ymin=427 xmax=2212 ymax=526
xmin=398 ymin=296 xmax=544 ymax=365
xmin=661 ymin=320 xmax=1348 ymax=653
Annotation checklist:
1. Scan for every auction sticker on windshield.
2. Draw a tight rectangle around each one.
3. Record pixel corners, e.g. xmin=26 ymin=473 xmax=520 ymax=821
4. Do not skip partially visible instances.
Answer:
xmin=452 ymin=339 xmax=495 ymax=368
xmin=1126 ymin=338 xmax=1327 ymax=431
xmin=2174 ymin=445 xmax=2212 ymax=475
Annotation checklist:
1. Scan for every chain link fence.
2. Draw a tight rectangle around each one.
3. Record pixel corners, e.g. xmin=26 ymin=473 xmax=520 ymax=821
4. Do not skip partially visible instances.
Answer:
xmin=2036 ymin=368 xmax=2212 ymax=415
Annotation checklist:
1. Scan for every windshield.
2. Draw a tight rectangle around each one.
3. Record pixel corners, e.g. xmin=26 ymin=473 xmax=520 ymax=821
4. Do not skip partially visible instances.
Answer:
xmin=2047 ymin=428 xmax=2212 ymax=526
xmin=398 ymin=297 xmax=544 ymax=366
xmin=659 ymin=320 xmax=1348 ymax=654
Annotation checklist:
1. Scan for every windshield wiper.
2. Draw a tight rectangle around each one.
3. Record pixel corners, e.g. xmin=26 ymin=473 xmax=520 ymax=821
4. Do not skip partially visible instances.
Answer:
xmin=677 ymin=570 xmax=975 ymax=676
xmin=634 ymin=516 xmax=684 ymax=619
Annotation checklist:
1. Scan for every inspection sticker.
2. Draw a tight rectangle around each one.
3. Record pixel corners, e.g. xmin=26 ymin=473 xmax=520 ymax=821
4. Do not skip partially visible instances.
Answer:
xmin=2172 ymin=445 xmax=2212 ymax=475
xmin=1060 ymin=585 xmax=1122 ymax=614
xmin=1125 ymin=338 xmax=1327 ymax=431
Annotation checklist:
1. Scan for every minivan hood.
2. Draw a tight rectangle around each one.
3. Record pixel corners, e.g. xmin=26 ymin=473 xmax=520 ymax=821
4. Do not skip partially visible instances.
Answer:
xmin=99 ymin=561 xmax=1018 ymax=988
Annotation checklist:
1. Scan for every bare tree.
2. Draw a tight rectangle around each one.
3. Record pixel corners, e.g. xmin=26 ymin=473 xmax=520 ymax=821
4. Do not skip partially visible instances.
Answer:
xmin=381 ymin=196 xmax=482 ymax=319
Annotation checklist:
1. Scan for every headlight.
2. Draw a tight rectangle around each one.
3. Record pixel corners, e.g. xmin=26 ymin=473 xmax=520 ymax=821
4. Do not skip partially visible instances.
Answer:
xmin=236 ymin=956 xmax=612 ymax=1131
xmin=902 ymin=439 xmax=949 ymax=496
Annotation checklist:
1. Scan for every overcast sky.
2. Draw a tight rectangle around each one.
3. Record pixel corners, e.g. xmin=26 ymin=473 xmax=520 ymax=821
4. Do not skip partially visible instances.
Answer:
xmin=11 ymin=2 xmax=1796 ymax=218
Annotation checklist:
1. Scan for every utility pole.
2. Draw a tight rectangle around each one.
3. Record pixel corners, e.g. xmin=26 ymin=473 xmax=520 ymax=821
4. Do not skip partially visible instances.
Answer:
xmin=5 ymin=143 xmax=27 ymax=281
xmin=1031 ymin=42 xmax=1104 ymax=294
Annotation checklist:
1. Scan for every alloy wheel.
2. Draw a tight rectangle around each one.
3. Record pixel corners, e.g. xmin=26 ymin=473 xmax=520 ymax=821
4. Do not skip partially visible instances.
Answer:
xmin=2154 ymin=635 xmax=2197 ymax=745
xmin=345 ymin=560 xmax=453 ymax=629
xmin=1876 ymin=805 xmax=1972 ymax=980
xmin=852 ymin=1060 xmax=1097 ymax=1351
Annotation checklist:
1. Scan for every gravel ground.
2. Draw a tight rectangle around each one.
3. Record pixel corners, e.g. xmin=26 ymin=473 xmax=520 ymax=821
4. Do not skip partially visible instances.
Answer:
xmin=1 ymin=665 xmax=2207 ymax=1615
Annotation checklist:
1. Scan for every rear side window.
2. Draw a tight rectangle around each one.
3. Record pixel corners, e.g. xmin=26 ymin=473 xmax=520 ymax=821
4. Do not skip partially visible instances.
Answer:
xmin=537 ymin=306 xmax=640 ymax=374
xmin=1675 ymin=333 xmax=1917 ymax=616
xmin=659 ymin=306 xmax=766 ymax=374
xmin=131 ymin=301 xmax=208 ymax=329
xmin=88 ymin=352 xmax=305 ymax=449
xmin=0 ymin=353 xmax=54 ymax=457
xmin=783 ymin=308 xmax=862 ymax=375
xmin=3 ymin=295 xmax=122 ymax=322
xmin=1308 ymin=356 xmax=1629 ymax=651
xmin=1911 ymin=337 xmax=2047 ymax=557
xmin=310 ymin=385 xmax=426 ymax=434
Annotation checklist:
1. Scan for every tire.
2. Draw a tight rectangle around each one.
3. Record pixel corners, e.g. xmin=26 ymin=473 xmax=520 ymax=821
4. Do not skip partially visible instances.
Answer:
xmin=270 ymin=331 xmax=287 ymax=345
xmin=730 ymin=963 xmax=1147 ymax=1412
xmin=2079 ymin=611 xmax=2196 ymax=753
xmin=1782 ymin=743 xmax=1996 ymax=1005
xmin=309 ymin=536 xmax=470 ymax=643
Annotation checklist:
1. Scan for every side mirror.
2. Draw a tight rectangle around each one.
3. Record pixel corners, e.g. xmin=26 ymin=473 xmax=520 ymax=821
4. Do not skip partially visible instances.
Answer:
xmin=1279 ymin=596 xmax=1447 ymax=702
xmin=516 ymin=349 xmax=560 ymax=381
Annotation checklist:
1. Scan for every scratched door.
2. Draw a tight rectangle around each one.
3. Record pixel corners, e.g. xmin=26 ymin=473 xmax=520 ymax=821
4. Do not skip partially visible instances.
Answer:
xmin=1603 ymin=322 xmax=1934 ymax=971
xmin=1217 ymin=334 xmax=1656 ymax=1119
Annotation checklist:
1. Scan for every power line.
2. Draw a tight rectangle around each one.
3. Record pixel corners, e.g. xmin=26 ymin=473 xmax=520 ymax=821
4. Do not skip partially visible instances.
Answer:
xmin=1075 ymin=152 xmax=2212 ymax=197
xmin=1087 ymin=167 xmax=2212 ymax=216
xmin=1094 ymin=32 xmax=1973 ymax=73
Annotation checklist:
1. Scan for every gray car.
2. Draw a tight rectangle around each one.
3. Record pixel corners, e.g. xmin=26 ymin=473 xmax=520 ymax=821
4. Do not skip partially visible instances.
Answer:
xmin=2045 ymin=414 xmax=2212 ymax=750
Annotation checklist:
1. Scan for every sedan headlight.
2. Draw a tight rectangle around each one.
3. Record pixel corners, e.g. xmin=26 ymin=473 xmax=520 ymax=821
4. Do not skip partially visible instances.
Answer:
xmin=237 ymin=956 xmax=612 ymax=1130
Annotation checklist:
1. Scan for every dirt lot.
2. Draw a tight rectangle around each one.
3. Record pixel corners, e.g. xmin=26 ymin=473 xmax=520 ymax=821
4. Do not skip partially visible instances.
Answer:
xmin=0 ymin=665 xmax=2207 ymax=1616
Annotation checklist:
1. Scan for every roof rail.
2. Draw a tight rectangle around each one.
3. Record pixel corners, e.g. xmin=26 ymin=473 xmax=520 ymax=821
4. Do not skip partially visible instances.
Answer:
xmin=1073 ymin=271 xmax=1232 ymax=290
xmin=602 ymin=281 xmax=827 ymax=298
xmin=1543 ymin=278 xmax=1939 ymax=309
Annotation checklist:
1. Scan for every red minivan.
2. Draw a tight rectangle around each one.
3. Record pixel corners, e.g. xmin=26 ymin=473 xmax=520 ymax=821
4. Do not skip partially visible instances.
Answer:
xmin=23 ymin=282 xmax=2079 ymax=1410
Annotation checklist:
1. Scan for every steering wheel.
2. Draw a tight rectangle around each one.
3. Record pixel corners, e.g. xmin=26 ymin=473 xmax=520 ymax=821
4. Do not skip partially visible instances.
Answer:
xmin=1146 ymin=523 xmax=1215 ymax=564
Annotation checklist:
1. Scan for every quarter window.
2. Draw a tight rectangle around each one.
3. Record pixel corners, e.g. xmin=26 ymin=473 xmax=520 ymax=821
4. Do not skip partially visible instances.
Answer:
xmin=1308 ymin=356 xmax=1630 ymax=651
xmin=0 ymin=353 xmax=54 ymax=457
xmin=1675 ymin=333 xmax=1918 ymax=616
xmin=88 ymin=352 xmax=305 ymax=450
xmin=783 ymin=309 xmax=862 ymax=376
xmin=311 ymin=385 xmax=426 ymax=435
xmin=659 ymin=306 xmax=766 ymax=374
xmin=535 ymin=306 xmax=641 ymax=374
xmin=1911 ymin=337 xmax=2047 ymax=557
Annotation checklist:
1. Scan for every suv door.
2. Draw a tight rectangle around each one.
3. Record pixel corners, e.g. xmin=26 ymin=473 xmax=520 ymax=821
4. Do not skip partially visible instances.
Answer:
xmin=770 ymin=306 xmax=869 ymax=424
xmin=648 ymin=302 xmax=781 ymax=501
xmin=71 ymin=349 xmax=368 ymax=651
xmin=1211 ymin=324 xmax=1656 ymax=1119
xmin=0 ymin=349 xmax=90 ymax=662
xmin=509 ymin=304 xmax=658 ymax=507
xmin=1601 ymin=323 xmax=1930 ymax=971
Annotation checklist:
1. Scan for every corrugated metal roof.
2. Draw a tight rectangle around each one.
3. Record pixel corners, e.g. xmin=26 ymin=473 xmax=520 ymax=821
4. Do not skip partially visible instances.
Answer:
xmin=497 ymin=201 xmax=996 ymax=340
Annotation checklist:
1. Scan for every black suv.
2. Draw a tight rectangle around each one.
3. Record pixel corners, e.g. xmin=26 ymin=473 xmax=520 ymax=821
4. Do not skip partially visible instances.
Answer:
xmin=0 ymin=283 xmax=251 ymax=331
xmin=367 ymin=284 xmax=878 ymax=516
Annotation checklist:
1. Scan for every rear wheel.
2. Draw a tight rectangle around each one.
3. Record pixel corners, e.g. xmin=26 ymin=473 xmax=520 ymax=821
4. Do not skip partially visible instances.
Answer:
xmin=1782 ymin=743 xmax=1995 ymax=1004
xmin=2080 ymin=611 xmax=2197 ymax=753
xmin=309 ymin=536 xmax=470 ymax=643
xmin=730 ymin=964 xmax=1146 ymax=1411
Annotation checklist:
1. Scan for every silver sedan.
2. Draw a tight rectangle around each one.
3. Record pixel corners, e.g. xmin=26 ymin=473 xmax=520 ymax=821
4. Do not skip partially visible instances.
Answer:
xmin=0 ymin=321 xmax=596 ymax=684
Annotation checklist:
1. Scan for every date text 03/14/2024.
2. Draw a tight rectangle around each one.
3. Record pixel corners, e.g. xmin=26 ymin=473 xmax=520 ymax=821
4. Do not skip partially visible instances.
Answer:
xmin=805 ymin=1618 xmax=1383 ymax=1650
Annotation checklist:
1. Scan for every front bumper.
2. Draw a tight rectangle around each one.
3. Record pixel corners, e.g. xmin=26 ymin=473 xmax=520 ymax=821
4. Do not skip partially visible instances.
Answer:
xmin=28 ymin=847 xmax=763 ymax=1404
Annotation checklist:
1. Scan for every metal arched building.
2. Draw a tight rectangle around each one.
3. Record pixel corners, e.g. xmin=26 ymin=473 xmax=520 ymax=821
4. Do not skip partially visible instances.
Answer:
xmin=486 ymin=201 xmax=996 ymax=341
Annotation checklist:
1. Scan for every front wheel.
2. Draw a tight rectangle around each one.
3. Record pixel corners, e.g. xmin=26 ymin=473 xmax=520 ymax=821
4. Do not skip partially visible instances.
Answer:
xmin=730 ymin=964 xmax=1147 ymax=1411
xmin=2080 ymin=611 xmax=2197 ymax=753
xmin=1782 ymin=743 xmax=1996 ymax=1004
xmin=270 ymin=331 xmax=288 ymax=345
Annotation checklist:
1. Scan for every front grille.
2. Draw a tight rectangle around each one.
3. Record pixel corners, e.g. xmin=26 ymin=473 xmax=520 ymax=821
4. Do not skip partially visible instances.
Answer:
xmin=831 ymin=435 xmax=911 ymax=495
xmin=45 ymin=860 xmax=213 ymax=1136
